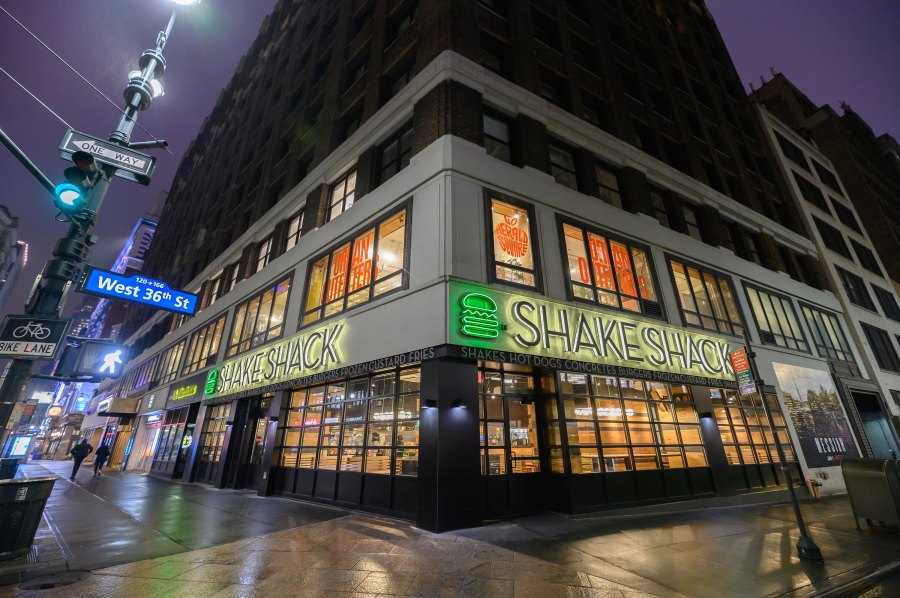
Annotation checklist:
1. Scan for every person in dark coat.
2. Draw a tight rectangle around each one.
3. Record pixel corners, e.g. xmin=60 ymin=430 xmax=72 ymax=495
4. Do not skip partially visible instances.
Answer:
xmin=93 ymin=444 xmax=112 ymax=477
xmin=69 ymin=439 xmax=93 ymax=481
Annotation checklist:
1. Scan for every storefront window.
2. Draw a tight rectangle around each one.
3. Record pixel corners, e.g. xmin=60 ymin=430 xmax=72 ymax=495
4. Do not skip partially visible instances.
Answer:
xmin=226 ymin=277 xmax=292 ymax=357
xmin=302 ymin=208 xmax=408 ymax=325
xmin=669 ymin=260 xmax=743 ymax=336
xmin=155 ymin=341 xmax=186 ymax=385
xmin=151 ymin=406 xmax=191 ymax=473
xmin=276 ymin=366 xmax=420 ymax=476
xmin=561 ymin=221 xmax=661 ymax=316
xmin=182 ymin=316 xmax=226 ymax=375
xmin=478 ymin=363 xmax=540 ymax=475
xmin=488 ymin=197 xmax=539 ymax=289
xmin=195 ymin=404 xmax=230 ymax=483
xmin=711 ymin=389 xmax=794 ymax=465
xmin=557 ymin=373 xmax=708 ymax=473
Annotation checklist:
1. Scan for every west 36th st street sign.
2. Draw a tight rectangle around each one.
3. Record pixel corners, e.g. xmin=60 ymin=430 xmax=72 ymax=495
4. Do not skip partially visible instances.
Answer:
xmin=59 ymin=128 xmax=156 ymax=185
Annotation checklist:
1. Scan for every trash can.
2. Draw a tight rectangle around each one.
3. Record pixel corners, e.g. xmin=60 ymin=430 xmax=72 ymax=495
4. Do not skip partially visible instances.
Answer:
xmin=0 ymin=477 xmax=57 ymax=561
xmin=0 ymin=458 xmax=20 ymax=480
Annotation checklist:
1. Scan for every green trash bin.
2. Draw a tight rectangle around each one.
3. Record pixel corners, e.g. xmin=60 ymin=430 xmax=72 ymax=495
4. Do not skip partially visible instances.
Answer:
xmin=0 ymin=458 xmax=20 ymax=480
xmin=0 ymin=477 xmax=57 ymax=561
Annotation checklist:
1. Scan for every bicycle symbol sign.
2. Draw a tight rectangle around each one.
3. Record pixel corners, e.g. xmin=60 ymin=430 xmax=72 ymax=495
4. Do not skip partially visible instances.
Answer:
xmin=0 ymin=315 xmax=71 ymax=359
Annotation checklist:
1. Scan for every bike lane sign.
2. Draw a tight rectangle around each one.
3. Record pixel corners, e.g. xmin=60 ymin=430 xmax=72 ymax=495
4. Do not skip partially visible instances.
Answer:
xmin=0 ymin=315 xmax=71 ymax=359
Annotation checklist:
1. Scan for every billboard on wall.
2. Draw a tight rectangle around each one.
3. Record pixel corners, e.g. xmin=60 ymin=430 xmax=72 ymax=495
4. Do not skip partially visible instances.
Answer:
xmin=772 ymin=363 xmax=859 ymax=467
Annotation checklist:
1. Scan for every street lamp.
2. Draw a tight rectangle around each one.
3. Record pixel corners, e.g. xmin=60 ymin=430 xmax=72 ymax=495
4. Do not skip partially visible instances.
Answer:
xmin=0 ymin=0 xmax=200 ymax=443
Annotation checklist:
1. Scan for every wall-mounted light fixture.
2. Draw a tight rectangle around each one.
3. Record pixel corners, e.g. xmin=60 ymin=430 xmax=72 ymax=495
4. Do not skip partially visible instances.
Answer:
xmin=699 ymin=411 xmax=713 ymax=419
xmin=452 ymin=399 xmax=465 ymax=408
xmin=424 ymin=398 xmax=438 ymax=408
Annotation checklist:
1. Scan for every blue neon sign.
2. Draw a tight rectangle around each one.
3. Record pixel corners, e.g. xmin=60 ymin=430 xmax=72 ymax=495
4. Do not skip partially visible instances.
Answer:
xmin=79 ymin=267 xmax=198 ymax=316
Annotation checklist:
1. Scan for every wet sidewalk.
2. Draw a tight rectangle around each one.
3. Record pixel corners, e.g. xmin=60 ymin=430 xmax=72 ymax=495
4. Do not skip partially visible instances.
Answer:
xmin=2 ymin=462 xmax=899 ymax=597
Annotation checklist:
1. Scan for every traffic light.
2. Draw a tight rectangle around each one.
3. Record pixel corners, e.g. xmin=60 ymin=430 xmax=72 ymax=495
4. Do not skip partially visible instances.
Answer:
xmin=53 ymin=151 xmax=97 ymax=215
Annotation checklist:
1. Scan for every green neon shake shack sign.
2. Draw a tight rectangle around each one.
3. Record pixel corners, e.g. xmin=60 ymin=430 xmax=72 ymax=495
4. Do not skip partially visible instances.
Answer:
xmin=449 ymin=281 xmax=736 ymax=381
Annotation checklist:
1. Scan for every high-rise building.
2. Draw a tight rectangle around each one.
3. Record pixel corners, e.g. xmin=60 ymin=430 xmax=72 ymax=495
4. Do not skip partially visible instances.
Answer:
xmin=754 ymin=99 xmax=900 ymax=459
xmin=750 ymin=74 xmax=900 ymax=292
xmin=105 ymin=0 xmax=876 ymax=531
xmin=0 ymin=205 xmax=26 ymax=316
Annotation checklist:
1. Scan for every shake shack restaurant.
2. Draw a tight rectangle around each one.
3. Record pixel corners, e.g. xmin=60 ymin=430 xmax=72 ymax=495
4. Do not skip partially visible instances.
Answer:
xmin=196 ymin=281 xmax=801 ymax=532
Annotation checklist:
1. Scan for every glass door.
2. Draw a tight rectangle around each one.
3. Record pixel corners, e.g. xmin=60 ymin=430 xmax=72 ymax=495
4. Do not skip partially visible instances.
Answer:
xmin=234 ymin=396 xmax=272 ymax=489
xmin=478 ymin=363 xmax=541 ymax=476
xmin=195 ymin=404 xmax=231 ymax=484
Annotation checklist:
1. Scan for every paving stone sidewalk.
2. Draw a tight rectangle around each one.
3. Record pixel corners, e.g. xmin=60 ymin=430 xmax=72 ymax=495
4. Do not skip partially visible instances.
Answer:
xmin=2 ymin=463 xmax=899 ymax=597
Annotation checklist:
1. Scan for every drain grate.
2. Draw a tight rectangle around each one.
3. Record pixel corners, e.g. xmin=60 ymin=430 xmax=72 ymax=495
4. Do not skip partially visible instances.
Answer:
xmin=18 ymin=571 xmax=89 ymax=591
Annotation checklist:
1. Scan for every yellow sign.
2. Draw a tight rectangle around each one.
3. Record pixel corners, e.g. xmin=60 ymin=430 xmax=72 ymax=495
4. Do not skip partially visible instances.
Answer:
xmin=206 ymin=320 xmax=344 ymax=399
xmin=449 ymin=282 xmax=736 ymax=381
xmin=171 ymin=385 xmax=198 ymax=401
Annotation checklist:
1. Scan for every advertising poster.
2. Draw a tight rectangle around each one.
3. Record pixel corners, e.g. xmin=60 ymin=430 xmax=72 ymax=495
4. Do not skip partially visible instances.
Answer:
xmin=773 ymin=363 xmax=859 ymax=467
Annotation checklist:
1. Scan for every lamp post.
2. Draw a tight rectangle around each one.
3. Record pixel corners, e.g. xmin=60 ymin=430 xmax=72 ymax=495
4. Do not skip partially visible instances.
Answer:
xmin=0 ymin=0 xmax=200 ymax=446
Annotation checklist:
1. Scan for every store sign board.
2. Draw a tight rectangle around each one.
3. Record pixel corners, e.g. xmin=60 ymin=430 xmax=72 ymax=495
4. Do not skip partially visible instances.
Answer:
xmin=728 ymin=348 xmax=757 ymax=396
xmin=449 ymin=282 xmax=736 ymax=381
xmin=204 ymin=320 xmax=345 ymax=400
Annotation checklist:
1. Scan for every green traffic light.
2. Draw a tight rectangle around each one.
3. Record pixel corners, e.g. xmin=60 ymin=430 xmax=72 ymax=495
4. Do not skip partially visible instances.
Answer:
xmin=54 ymin=183 xmax=84 ymax=212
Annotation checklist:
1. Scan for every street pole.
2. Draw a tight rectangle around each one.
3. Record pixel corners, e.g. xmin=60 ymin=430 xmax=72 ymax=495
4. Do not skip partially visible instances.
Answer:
xmin=742 ymin=331 xmax=823 ymax=561
xmin=0 ymin=9 xmax=181 ymax=446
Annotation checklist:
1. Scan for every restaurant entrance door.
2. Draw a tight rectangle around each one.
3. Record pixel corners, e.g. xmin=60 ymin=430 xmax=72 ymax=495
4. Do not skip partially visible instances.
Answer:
xmin=478 ymin=362 xmax=547 ymax=517
xmin=230 ymin=396 xmax=273 ymax=490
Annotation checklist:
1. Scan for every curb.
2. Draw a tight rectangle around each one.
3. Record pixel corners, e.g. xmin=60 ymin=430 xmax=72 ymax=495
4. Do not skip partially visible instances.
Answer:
xmin=791 ymin=560 xmax=900 ymax=597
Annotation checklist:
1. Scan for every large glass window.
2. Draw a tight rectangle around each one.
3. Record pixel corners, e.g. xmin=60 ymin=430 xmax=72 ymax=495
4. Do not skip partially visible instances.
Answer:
xmin=562 ymin=221 xmax=660 ymax=316
xmin=711 ymin=389 xmax=794 ymax=465
xmin=830 ymin=199 xmax=861 ymax=233
xmin=285 ymin=211 xmax=304 ymax=251
xmin=595 ymin=162 xmax=622 ymax=208
xmin=488 ymin=197 xmax=539 ymax=289
xmin=745 ymin=286 xmax=808 ymax=352
xmin=478 ymin=363 xmax=540 ymax=475
xmin=852 ymin=241 xmax=883 ymax=276
xmin=483 ymin=110 xmax=511 ymax=163
xmin=872 ymin=285 xmax=900 ymax=322
xmin=378 ymin=122 xmax=413 ymax=184
xmin=556 ymin=373 xmax=708 ymax=473
xmin=836 ymin=266 xmax=876 ymax=310
xmin=275 ymin=367 xmax=420 ymax=476
xmin=775 ymin=132 xmax=809 ymax=171
xmin=182 ymin=316 xmax=226 ymax=375
xmin=327 ymin=170 xmax=357 ymax=221
xmin=303 ymin=208 xmax=407 ymax=325
xmin=226 ymin=277 xmax=292 ymax=357
xmin=669 ymin=260 xmax=743 ymax=336
xmin=549 ymin=140 xmax=578 ymax=190
xmin=812 ymin=160 xmax=842 ymax=194
xmin=155 ymin=341 xmax=185 ymax=385
xmin=860 ymin=324 xmax=900 ymax=372
xmin=800 ymin=305 xmax=855 ymax=363
xmin=792 ymin=172 xmax=828 ymax=211
xmin=813 ymin=217 xmax=851 ymax=259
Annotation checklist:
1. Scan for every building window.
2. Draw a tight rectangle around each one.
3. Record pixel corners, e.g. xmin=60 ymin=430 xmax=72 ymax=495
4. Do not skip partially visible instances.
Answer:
xmin=669 ymin=260 xmax=743 ymax=335
xmin=135 ymin=355 xmax=159 ymax=389
xmin=155 ymin=341 xmax=186 ymax=385
xmin=812 ymin=160 xmax=842 ymax=194
xmin=387 ymin=2 xmax=417 ymax=45
xmin=488 ymin=196 xmax=539 ymax=289
xmin=745 ymin=286 xmax=808 ymax=352
xmin=835 ymin=266 xmax=876 ymax=310
xmin=224 ymin=262 xmax=241 ymax=295
xmin=860 ymin=323 xmax=900 ymax=372
xmin=255 ymin=236 xmax=274 ymax=273
xmin=378 ymin=122 xmax=413 ymax=184
xmin=555 ymin=373 xmax=709 ymax=473
xmin=872 ymin=285 xmax=900 ymax=322
xmin=792 ymin=172 xmax=828 ymax=211
xmin=851 ymin=240 xmax=883 ymax=276
xmin=549 ymin=140 xmax=578 ymax=190
xmin=285 ymin=211 xmax=304 ymax=251
xmin=775 ymin=132 xmax=809 ymax=171
xmin=650 ymin=189 xmax=669 ymax=227
xmin=744 ymin=234 xmax=763 ymax=266
xmin=562 ymin=220 xmax=661 ymax=316
xmin=813 ymin=217 xmax=851 ymax=259
xmin=303 ymin=208 xmax=408 ymax=325
xmin=182 ymin=316 xmax=226 ymax=375
xmin=201 ymin=272 xmax=223 ymax=310
xmin=483 ymin=110 xmax=511 ymax=163
xmin=328 ymin=169 xmax=357 ymax=221
xmin=711 ymin=389 xmax=795 ymax=465
xmin=226 ymin=276 xmax=292 ymax=357
xmin=800 ymin=305 xmax=855 ymax=363
xmin=829 ymin=199 xmax=861 ymax=233
xmin=276 ymin=367 xmax=420 ymax=476
xmin=479 ymin=363 xmax=540 ymax=474
xmin=595 ymin=162 xmax=622 ymax=208
xmin=681 ymin=203 xmax=703 ymax=241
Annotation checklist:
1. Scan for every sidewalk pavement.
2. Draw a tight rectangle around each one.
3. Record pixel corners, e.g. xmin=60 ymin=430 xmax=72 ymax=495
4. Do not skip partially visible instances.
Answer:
xmin=2 ymin=462 xmax=899 ymax=597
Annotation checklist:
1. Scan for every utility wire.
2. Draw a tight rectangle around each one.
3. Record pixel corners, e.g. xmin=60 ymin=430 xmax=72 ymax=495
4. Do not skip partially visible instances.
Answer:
xmin=0 ymin=5 xmax=174 ymax=155
xmin=0 ymin=66 xmax=73 ymax=130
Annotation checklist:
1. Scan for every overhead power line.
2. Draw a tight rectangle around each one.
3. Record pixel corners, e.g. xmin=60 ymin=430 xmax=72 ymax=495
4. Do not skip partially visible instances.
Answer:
xmin=0 ymin=66 xmax=73 ymax=130
xmin=0 ymin=5 xmax=174 ymax=155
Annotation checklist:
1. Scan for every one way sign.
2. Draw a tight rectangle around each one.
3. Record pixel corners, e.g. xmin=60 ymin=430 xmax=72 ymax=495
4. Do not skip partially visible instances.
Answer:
xmin=59 ymin=129 xmax=156 ymax=185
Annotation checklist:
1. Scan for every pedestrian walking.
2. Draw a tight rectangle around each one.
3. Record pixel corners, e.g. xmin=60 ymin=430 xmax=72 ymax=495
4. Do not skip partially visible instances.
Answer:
xmin=93 ymin=443 xmax=112 ymax=477
xmin=69 ymin=438 xmax=93 ymax=481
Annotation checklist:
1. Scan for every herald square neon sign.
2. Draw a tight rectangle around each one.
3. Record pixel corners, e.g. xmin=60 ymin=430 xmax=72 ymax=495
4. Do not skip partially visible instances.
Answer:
xmin=449 ymin=281 xmax=736 ymax=380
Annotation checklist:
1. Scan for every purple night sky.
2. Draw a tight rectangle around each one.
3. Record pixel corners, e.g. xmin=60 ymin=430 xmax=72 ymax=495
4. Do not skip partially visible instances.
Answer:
xmin=1 ymin=1 xmax=898 ymax=323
